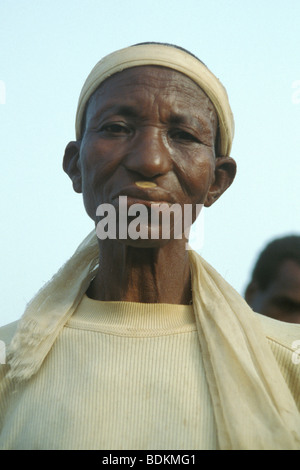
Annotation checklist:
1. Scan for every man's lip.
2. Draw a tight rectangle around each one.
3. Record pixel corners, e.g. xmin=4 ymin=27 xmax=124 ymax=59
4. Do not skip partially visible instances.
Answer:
xmin=112 ymin=185 xmax=174 ymax=205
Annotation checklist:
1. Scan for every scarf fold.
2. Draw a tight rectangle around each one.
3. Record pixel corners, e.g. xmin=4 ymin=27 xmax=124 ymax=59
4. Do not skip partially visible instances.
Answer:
xmin=6 ymin=231 xmax=300 ymax=449
xmin=189 ymin=252 xmax=300 ymax=449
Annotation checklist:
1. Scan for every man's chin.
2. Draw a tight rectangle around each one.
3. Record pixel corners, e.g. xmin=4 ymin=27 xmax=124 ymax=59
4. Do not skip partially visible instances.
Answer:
xmin=115 ymin=236 xmax=173 ymax=249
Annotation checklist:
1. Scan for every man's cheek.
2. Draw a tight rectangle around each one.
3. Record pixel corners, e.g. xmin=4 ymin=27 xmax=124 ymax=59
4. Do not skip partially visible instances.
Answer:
xmin=81 ymin=183 xmax=99 ymax=221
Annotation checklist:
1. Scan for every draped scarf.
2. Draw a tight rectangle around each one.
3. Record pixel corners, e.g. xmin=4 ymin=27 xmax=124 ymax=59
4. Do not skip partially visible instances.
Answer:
xmin=5 ymin=230 xmax=300 ymax=450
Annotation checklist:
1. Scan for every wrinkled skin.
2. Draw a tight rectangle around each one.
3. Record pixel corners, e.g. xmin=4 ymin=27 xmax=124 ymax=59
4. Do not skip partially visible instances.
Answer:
xmin=63 ymin=66 xmax=236 ymax=304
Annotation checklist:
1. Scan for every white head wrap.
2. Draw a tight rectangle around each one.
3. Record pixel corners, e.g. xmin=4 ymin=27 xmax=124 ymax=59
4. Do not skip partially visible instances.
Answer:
xmin=75 ymin=43 xmax=235 ymax=156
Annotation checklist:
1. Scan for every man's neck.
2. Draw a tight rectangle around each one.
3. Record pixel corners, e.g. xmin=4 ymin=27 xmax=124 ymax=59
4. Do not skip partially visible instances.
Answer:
xmin=86 ymin=239 xmax=192 ymax=305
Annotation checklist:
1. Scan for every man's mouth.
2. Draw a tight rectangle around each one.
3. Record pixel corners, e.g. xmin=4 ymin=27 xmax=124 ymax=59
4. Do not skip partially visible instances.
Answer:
xmin=113 ymin=184 xmax=174 ymax=207
xmin=135 ymin=181 xmax=157 ymax=189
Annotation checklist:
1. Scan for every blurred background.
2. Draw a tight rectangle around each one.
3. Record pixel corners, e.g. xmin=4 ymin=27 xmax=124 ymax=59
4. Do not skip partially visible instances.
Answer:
xmin=1 ymin=0 xmax=299 ymax=326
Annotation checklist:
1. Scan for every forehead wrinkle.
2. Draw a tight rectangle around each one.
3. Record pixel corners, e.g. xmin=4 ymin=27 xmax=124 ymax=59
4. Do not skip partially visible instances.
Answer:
xmin=166 ymin=91 xmax=218 ymax=132
xmin=86 ymin=81 xmax=157 ymax=125
xmin=85 ymin=66 xmax=218 ymax=138
xmin=148 ymin=69 xmax=219 ymax=134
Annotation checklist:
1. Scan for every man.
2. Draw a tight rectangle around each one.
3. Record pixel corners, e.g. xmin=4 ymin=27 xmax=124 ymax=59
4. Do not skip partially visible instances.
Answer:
xmin=245 ymin=235 xmax=300 ymax=324
xmin=0 ymin=43 xmax=299 ymax=450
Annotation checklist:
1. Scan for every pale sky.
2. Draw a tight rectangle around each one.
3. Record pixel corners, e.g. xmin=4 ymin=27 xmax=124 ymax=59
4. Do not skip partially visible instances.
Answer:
xmin=1 ymin=0 xmax=300 ymax=326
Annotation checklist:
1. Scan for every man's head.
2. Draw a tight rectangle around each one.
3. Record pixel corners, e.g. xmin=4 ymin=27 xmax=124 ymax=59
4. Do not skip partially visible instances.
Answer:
xmin=245 ymin=235 xmax=300 ymax=323
xmin=74 ymin=42 xmax=235 ymax=155
xmin=63 ymin=43 xmax=236 ymax=246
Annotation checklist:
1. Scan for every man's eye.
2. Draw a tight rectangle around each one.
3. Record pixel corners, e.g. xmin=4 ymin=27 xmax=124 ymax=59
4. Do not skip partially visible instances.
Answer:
xmin=100 ymin=123 xmax=130 ymax=134
xmin=170 ymin=129 xmax=199 ymax=142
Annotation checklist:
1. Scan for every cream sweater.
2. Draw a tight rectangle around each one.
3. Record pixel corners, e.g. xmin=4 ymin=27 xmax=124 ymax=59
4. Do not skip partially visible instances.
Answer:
xmin=0 ymin=296 xmax=218 ymax=450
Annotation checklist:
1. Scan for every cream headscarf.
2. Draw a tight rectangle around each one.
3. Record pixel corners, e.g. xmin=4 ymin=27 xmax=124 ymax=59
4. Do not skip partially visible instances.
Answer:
xmin=3 ymin=45 xmax=300 ymax=449
xmin=75 ymin=43 xmax=234 ymax=157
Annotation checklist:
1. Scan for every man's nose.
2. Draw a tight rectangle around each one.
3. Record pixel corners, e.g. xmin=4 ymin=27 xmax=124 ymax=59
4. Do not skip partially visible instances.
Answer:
xmin=124 ymin=127 xmax=172 ymax=178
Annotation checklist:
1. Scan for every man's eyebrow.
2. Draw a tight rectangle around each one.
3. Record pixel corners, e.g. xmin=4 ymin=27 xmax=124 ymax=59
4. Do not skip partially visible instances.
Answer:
xmin=92 ymin=104 xmax=141 ymax=119
xmin=168 ymin=112 xmax=203 ymax=128
xmin=90 ymin=103 xmax=213 ymax=133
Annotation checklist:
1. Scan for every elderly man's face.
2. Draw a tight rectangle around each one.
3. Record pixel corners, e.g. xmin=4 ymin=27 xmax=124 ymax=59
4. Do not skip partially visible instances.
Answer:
xmin=64 ymin=66 xmax=235 ymax=245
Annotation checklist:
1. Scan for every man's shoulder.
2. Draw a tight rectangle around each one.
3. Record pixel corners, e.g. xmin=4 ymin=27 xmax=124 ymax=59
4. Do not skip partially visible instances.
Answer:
xmin=255 ymin=312 xmax=300 ymax=410
xmin=255 ymin=312 xmax=300 ymax=349
xmin=0 ymin=321 xmax=19 ymax=346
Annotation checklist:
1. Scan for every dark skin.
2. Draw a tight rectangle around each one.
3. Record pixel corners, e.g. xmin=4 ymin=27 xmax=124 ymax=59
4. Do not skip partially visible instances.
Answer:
xmin=245 ymin=259 xmax=300 ymax=324
xmin=63 ymin=66 xmax=236 ymax=304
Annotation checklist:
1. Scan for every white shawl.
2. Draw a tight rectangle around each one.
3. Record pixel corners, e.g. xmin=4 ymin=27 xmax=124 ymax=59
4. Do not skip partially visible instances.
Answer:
xmin=5 ymin=231 xmax=300 ymax=450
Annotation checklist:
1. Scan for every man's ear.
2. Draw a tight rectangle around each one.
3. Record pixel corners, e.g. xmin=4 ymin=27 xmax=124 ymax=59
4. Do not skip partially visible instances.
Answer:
xmin=63 ymin=141 xmax=82 ymax=193
xmin=204 ymin=156 xmax=237 ymax=207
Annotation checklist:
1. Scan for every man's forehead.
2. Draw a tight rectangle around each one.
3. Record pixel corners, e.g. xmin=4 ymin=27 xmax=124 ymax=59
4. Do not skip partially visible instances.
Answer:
xmin=87 ymin=66 xmax=217 ymax=124
xmin=92 ymin=65 xmax=209 ymax=92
